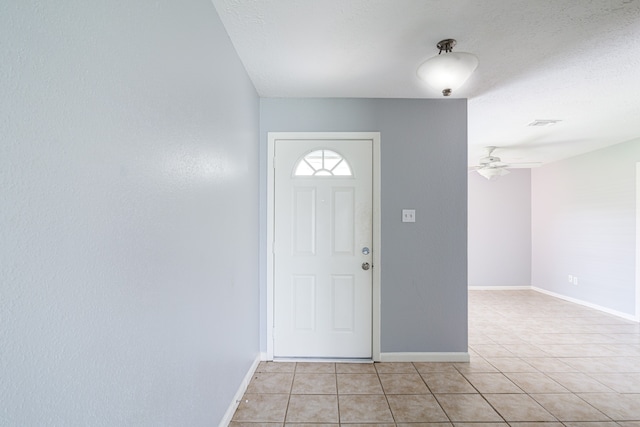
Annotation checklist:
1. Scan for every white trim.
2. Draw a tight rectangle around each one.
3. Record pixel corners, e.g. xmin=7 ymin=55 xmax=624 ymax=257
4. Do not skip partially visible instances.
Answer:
xmin=266 ymin=132 xmax=382 ymax=361
xmin=218 ymin=354 xmax=261 ymax=427
xmin=266 ymin=136 xmax=275 ymax=360
xmin=468 ymin=285 xmax=531 ymax=290
xmin=532 ymin=286 xmax=639 ymax=322
xmin=372 ymin=135 xmax=381 ymax=362
xmin=380 ymin=352 xmax=470 ymax=363
xmin=636 ymin=163 xmax=640 ymax=322
xmin=274 ymin=357 xmax=373 ymax=363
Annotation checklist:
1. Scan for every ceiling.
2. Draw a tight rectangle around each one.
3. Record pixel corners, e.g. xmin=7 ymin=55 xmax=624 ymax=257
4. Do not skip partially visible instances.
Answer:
xmin=212 ymin=0 xmax=640 ymax=166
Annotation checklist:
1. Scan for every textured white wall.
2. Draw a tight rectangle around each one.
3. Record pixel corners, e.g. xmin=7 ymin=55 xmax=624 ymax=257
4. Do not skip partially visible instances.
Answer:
xmin=0 ymin=1 xmax=259 ymax=425
xmin=532 ymin=138 xmax=640 ymax=316
xmin=468 ymin=169 xmax=532 ymax=287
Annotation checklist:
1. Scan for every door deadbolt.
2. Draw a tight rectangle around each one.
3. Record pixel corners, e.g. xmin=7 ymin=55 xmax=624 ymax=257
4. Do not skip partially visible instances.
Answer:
xmin=361 ymin=262 xmax=370 ymax=271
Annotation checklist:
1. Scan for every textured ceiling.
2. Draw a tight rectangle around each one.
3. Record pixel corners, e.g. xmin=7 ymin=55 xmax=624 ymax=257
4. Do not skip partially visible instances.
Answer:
xmin=212 ymin=0 xmax=640 ymax=166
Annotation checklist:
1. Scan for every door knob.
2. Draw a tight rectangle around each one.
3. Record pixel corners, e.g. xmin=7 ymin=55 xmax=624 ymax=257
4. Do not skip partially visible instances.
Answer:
xmin=361 ymin=262 xmax=370 ymax=271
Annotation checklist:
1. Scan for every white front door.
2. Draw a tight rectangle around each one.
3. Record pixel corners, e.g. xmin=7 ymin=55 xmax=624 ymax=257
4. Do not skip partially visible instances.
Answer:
xmin=273 ymin=138 xmax=373 ymax=358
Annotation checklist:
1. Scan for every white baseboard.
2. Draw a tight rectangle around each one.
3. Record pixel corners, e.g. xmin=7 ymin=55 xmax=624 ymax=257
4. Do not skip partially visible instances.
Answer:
xmin=218 ymin=354 xmax=262 ymax=427
xmin=531 ymin=286 xmax=639 ymax=322
xmin=274 ymin=357 xmax=373 ymax=363
xmin=468 ymin=285 xmax=532 ymax=290
xmin=379 ymin=352 xmax=470 ymax=362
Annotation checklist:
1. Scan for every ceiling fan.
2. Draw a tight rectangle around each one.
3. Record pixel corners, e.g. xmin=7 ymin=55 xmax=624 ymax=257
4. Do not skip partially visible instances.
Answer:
xmin=470 ymin=146 xmax=541 ymax=180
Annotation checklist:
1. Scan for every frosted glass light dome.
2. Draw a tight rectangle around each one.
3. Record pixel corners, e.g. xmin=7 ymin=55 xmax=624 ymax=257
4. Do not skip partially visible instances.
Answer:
xmin=417 ymin=39 xmax=478 ymax=96
xmin=477 ymin=166 xmax=510 ymax=180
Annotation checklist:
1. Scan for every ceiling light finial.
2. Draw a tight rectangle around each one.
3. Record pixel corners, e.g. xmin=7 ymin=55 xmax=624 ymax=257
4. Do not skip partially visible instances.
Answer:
xmin=437 ymin=38 xmax=456 ymax=54
xmin=417 ymin=38 xmax=478 ymax=96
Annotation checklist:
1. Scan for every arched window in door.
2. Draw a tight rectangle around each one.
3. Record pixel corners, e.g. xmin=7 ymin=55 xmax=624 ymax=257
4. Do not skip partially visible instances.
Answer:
xmin=293 ymin=149 xmax=353 ymax=177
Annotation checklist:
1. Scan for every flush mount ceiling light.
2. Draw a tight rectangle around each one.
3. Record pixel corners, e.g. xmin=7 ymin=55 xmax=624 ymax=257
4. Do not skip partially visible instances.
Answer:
xmin=417 ymin=39 xmax=479 ymax=96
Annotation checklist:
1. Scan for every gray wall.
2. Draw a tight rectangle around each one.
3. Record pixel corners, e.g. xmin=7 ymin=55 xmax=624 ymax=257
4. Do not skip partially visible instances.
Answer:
xmin=468 ymin=169 xmax=532 ymax=287
xmin=260 ymin=98 xmax=468 ymax=353
xmin=532 ymin=138 xmax=640 ymax=316
xmin=1 ymin=1 xmax=259 ymax=425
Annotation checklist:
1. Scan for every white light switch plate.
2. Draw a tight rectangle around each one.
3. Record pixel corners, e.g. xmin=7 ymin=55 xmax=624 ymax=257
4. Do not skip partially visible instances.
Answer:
xmin=402 ymin=209 xmax=416 ymax=223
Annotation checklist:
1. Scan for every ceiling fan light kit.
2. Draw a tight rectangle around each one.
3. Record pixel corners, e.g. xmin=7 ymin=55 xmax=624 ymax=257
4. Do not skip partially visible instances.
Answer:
xmin=417 ymin=39 xmax=478 ymax=96
xmin=477 ymin=166 xmax=510 ymax=180
xmin=472 ymin=146 xmax=542 ymax=181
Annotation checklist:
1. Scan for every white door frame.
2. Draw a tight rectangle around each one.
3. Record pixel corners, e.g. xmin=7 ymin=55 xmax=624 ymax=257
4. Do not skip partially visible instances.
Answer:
xmin=636 ymin=163 xmax=640 ymax=322
xmin=266 ymin=132 xmax=381 ymax=361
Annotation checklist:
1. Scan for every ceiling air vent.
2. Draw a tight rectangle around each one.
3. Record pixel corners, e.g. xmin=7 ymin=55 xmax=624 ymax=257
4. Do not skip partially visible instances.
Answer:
xmin=528 ymin=119 xmax=561 ymax=127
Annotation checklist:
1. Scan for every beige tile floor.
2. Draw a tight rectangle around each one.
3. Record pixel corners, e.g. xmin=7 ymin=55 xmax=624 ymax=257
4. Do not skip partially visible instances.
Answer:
xmin=231 ymin=290 xmax=640 ymax=426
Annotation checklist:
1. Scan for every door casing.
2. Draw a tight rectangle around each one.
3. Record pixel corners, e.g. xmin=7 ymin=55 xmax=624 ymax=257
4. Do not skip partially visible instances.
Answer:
xmin=636 ymin=163 xmax=640 ymax=321
xmin=266 ymin=132 xmax=381 ymax=361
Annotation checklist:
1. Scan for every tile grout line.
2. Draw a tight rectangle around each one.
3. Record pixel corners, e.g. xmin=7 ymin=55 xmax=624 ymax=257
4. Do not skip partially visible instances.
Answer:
xmin=282 ymin=362 xmax=296 ymax=424
xmin=374 ymin=363 xmax=397 ymax=425
xmin=333 ymin=364 xmax=340 ymax=425
xmin=412 ymin=362 xmax=454 ymax=425
xmin=452 ymin=365 xmax=511 ymax=425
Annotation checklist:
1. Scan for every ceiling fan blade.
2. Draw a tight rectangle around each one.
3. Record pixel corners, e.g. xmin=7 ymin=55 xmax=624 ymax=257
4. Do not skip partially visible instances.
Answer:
xmin=504 ymin=162 xmax=542 ymax=168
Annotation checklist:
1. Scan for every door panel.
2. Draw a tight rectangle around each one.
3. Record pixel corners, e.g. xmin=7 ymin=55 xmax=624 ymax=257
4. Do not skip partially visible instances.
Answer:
xmin=293 ymin=188 xmax=316 ymax=255
xmin=332 ymin=188 xmax=355 ymax=255
xmin=292 ymin=276 xmax=315 ymax=330
xmin=331 ymin=274 xmax=355 ymax=331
